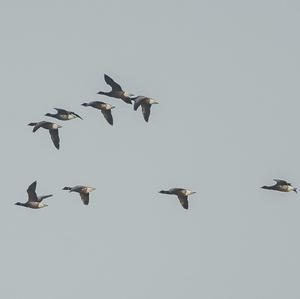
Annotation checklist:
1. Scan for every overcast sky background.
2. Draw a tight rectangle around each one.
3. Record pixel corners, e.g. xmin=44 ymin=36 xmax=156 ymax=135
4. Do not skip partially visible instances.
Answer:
xmin=1 ymin=0 xmax=300 ymax=298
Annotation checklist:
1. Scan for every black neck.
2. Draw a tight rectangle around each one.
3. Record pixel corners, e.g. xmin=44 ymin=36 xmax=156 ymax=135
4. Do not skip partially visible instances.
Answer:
xmin=97 ymin=91 xmax=110 ymax=96
xmin=160 ymin=190 xmax=171 ymax=194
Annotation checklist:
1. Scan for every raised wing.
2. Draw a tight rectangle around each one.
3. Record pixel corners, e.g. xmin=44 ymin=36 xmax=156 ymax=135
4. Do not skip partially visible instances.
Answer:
xmin=49 ymin=129 xmax=60 ymax=150
xmin=54 ymin=108 xmax=68 ymax=114
xmin=177 ymin=195 xmax=188 ymax=210
xmin=104 ymin=74 xmax=123 ymax=92
xmin=273 ymin=179 xmax=288 ymax=185
xmin=27 ymin=181 xmax=38 ymax=202
xmin=142 ymin=104 xmax=151 ymax=122
xmin=80 ymin=192 xmax=89 ymax=205
xmin=101 ymin=110 xmax=113 ymax=125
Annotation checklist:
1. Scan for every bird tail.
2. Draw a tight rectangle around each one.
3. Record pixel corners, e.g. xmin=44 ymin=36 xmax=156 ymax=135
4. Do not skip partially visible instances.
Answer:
xmin=28 ymin=123 xmax=39 ymax=132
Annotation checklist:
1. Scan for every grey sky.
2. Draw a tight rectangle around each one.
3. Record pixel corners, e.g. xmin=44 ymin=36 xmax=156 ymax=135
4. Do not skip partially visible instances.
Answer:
xmin=1 ymin=0 xmax=300 ymax=298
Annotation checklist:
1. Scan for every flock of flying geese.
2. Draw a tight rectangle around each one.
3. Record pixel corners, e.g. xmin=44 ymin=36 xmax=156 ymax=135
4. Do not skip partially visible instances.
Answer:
xmin=15 ymin=74 xmax=297 ymax=210
xmin=16 ymin=74 xmax=194 ymax=210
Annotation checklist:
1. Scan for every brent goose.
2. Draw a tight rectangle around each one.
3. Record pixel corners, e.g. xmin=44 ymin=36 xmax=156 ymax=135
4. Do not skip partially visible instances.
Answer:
xmin=45 ymin=108 xmax=82 ymax=121
xmin=133 ymin=96 xmax=159 ymax=122
xmin=261 ymin=179 xmax=297 ymax=193
xmin=97 ymin=74 xmax=137 ymax=104
xmin=81 ymin=101 xmax=115 ymax=125
xmin=28 ymin=121 xmax=62 ymax=149
xmin=62 ymin=185 xmax=96 ymax=205
xmin=159 ymin=188 xmax=196 ymax=209
xmin=15 ymin=181 xmax=52 ymax=209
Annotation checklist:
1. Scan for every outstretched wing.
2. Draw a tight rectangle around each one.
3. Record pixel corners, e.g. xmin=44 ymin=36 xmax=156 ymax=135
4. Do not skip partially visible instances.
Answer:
xmin=104 ymin=74 xmax=123 ymax=92
xmin=27 ymin=181 xmax=38 ymax=202
xmin=142 ymin=104 xmax=151 ymax=122
xmin=80 ymin=193 xmax=89 ymax=205
xmin=177 ymin=195 xmax=188 ymax=210
xmin=49 ymin=129 xmax=60 ymax=150
xmin=101 ymin=110 xmax=113 ymax=125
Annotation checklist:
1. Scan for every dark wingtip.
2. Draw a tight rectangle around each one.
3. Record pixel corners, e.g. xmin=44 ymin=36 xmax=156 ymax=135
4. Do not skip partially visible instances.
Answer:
xmin=81 ymin=103 xmax=88 ymax=107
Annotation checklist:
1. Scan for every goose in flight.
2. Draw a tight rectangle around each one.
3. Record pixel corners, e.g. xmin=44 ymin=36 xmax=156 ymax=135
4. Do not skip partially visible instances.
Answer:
xmin=15 ymin=181 xmax=53 ymax=209
xmin=133 ymin=96 xmax=159 ymax=122
xmin=97 ymin=74 xmax=137 ymax=104
xmin=159 ymin=188 xmax=196 ymax=209
xmin=81 ymin=101 xmax=115 ymax=125
xmin=28 ymin=121 xmax=62 ymax=149
xmin=62 ymin=185 xmax=96 ymax=205
xmin=45 ymin=108 xmax=82 ymax=121
xmin=261 ymin=179 xmax=297 ymax=193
